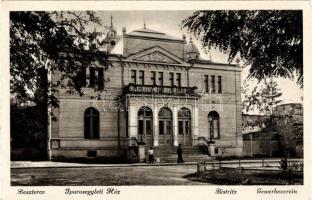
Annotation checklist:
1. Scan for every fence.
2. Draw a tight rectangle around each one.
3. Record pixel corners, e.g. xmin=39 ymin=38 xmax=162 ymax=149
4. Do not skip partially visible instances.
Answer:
xmin=196 ymin=158 xmax=303 ymax=185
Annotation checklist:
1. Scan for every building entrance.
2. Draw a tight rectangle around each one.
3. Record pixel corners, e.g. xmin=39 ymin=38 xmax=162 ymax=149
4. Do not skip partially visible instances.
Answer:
xmin=138 ymin=106 xmax=153 ymax=146
xmin=158 ymin=107 xmax=173 ymax=146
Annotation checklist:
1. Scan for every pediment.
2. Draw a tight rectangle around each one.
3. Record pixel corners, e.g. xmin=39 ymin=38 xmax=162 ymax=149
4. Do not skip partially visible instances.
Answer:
xmin=126 ymin=46 xmax=186 ymax=65
xmin=134 ymin=50 xmax=179 ymax=64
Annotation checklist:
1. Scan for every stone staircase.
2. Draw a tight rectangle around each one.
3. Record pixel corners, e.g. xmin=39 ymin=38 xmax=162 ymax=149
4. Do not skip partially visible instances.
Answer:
xmin=146 ymin=145 xmax=211 ymax=163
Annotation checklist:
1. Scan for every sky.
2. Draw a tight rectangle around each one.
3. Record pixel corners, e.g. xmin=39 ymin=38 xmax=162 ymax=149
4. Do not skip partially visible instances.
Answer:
xmin=96 ymin=11 xmax=303 ymax=106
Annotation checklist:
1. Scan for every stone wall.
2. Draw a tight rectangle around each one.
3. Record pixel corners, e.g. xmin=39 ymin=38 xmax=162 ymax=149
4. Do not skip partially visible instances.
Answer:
xmin=242 ymin=103 xmax=303 ymax=158
xmin=242 ymin=131 xmax=281 ymax=157
xmin=272 ymin=104 xmax=303 ymax=157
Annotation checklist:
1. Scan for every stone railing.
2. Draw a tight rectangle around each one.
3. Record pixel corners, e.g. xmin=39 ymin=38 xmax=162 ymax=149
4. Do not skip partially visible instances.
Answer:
xmin=123 ymin=84 xmax=198 ymax=96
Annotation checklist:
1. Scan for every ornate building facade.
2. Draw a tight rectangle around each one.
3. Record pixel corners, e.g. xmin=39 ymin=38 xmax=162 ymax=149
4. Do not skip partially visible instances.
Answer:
xmin=50 ymin=23 xmax=243 ymax=162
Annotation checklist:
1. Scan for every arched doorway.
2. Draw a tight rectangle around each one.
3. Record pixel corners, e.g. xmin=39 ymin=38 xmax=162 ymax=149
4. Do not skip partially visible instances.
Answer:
xmin=158 ymin=107 xmax=173 ymax=145
xmin=178 ymin=108 xmax=192 ymax=145
xmin=138 ymin=106 xmax=153 ymax=145
xmin=208 ymin=111 xmax=220 ymax=140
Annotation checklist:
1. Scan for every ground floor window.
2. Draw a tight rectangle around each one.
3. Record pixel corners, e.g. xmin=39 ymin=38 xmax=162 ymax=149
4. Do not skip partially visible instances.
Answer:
xmin=178 ymin=108 xmax=191 ymax=135
xmin=158 ymin=107 xmax=173 ymax=135
xmin=84 ymin=107 xmax=99 ymax=139
xmin=208 ymin=111 xmax=220 ymax=139
xmin=138 ymin=106 xmax=153 ymax=142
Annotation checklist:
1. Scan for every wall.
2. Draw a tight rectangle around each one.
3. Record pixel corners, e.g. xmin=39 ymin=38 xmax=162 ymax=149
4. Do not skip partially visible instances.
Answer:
xmin=192 ymin=64 xmax=243 ymax=157
xmin=242 ymin=132 xmax=281 ymax=157
xmin=242 ymin=103 xmax=303 ymax=158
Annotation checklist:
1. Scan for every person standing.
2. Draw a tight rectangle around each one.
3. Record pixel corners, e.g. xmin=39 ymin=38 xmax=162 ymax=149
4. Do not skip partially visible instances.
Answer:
xmin=148 ymin=147 xmax=154 ymax=164
xmin=177 ymin=144 xmax=184 ymax=163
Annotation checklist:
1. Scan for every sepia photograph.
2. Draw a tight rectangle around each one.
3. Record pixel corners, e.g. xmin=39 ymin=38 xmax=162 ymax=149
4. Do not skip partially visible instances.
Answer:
xmin=8 ymin=9 xmax=304 ymax=187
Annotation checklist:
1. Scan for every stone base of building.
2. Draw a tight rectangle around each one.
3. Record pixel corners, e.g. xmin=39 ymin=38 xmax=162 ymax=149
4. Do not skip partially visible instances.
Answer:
xmin=214 ymin=146 xmax=243 ymax=158
xmin=50 ymin=144 xmax=243 ymax=163
xmin=52 ymin=148 xmax=118 ymax=157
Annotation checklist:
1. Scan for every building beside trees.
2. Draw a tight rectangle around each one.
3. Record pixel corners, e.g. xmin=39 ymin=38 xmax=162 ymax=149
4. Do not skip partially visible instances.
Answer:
xmin=10 ymin=11 xmax=302 ymax=162
xmin=49 ymin=22 xmax=243 ymax=162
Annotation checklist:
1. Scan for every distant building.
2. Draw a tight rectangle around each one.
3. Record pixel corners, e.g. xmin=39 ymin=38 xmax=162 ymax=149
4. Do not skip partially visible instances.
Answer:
xmin=50 ymin=20 xmax=243 ymax=162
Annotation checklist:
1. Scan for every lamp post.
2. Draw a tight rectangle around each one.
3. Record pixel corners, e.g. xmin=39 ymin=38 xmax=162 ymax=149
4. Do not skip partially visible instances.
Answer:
xmin=207 ymin=115 xmax=216 ymax=158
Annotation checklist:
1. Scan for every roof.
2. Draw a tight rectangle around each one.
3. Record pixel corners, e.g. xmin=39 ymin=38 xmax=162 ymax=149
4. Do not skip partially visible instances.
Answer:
xmin=194 ymin=59 xmax=238 ymax=67
xmin=126 ymin=27 xmax=184 ymax=42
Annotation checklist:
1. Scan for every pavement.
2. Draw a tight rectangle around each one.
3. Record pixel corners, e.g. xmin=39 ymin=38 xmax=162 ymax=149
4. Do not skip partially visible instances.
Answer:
xmin=11 ymin=164 xmax=206 ymax=186
xmin=10 ymin=161 xmax=199 ymax=169
xmin=11 ymin=158 xmax=302 ymax=169
xmin=10 ymin=159 xmax=303 ymax=186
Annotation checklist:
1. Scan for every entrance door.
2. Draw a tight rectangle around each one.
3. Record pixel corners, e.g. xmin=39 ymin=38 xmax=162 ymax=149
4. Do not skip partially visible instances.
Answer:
xmin=158 ymin=107 xmax=173 ymax=145
xmin=178 ymin=108 xmax=192 ymax=146
xmin=138 ymin=107 xmax=153 ymax=146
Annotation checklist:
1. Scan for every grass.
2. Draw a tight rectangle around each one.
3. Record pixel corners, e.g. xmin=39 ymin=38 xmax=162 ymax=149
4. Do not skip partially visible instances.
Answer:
xmin=183 ymin=168 xmax=303 ymax=185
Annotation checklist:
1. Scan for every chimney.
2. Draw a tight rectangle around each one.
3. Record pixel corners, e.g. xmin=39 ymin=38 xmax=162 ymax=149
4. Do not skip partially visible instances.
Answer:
xmin=122 ymin=27 xmax=126 ymax=35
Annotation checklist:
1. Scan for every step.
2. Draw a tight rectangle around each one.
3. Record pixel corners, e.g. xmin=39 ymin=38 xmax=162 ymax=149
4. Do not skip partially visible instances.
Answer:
xmin=147 ymin=146 xmax=204 ymax=150
xmin=144 ymin=145 xmax=210 ymax=161
xmin=159 ymin=155 xmax=211 ymax=163
xmin=147 ymin=148 xmax=205 ymax=154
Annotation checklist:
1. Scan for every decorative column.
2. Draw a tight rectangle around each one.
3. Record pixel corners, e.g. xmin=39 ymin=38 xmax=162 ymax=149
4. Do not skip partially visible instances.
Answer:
xmin=153 ymin=105 xmax=159 ymax=146
xmin=173 ymin=106 xmax=178 ymax=146
xmin=192 ymin=100 xmax=199 ymax=145
xmin=128 ymin=105 xmax=137 ymax=143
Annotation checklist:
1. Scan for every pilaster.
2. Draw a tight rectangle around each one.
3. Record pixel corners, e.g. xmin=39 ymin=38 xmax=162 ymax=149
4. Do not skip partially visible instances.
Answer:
xmin=128 ymin=105 xmax=137 ymax=140
xmin=173 ymin=106 xmax=178 ymax=146
xmin=153 ymin=105 xmax=159 ymax=146
xmin=192 ymin=101 xmax=199 ymax=145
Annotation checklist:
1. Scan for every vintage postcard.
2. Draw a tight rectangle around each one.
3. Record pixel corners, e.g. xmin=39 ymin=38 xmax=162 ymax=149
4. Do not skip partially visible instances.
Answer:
xmin=0 ymin=1 xmax=311 ymax=200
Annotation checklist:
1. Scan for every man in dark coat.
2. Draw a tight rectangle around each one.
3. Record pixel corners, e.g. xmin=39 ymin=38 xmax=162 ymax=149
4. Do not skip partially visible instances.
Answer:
xmin=177 ymin=144 xmax=184 ymax=163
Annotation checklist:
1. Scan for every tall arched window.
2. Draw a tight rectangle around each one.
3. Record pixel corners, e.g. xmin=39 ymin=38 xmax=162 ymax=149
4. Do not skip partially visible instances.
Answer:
xmin=138 ymin=106 xmax=153 ymax=143
xmin=158 ymin=107 xmax=172 ymax=135
xmin=208 ymin=111 xmax=220 ymax=139
xmin=178 ymin=108 xmax=191 ymax=135
xmin=84 ymin=107 xmax=99 ymax=139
